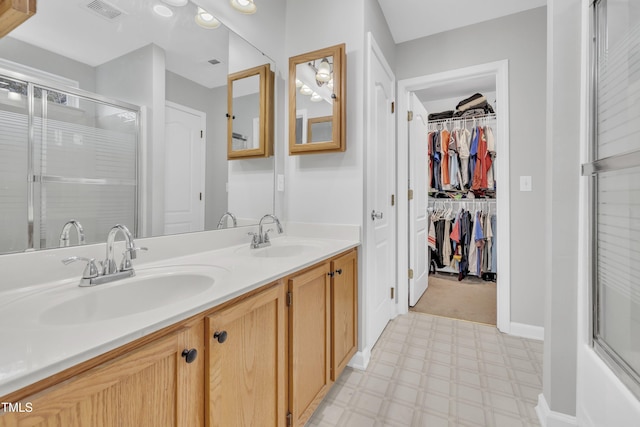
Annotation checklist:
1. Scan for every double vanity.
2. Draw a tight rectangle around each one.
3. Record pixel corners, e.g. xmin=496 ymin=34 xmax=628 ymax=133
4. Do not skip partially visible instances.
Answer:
xmin=0 ymin=224 xmax=359 ymax=427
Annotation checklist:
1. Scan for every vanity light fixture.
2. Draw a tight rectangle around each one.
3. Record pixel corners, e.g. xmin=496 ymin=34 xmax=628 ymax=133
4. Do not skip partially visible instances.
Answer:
xmin=327 ymin=78 xmax=334 ymax=91
xmin=161 ymin=0 xmax=188 ymax=6
xmin=295 ymin=78 xmax=303 ymax=88
xmin=153 ymin=4 xmax=174 ymax=17
xmin=310 ymin=92 xmax=322 ymax=102
xmin=299 ymin=84 xmax=313 ymax=96
xmin=195 ymin=7 xmax=221 ymax=28
xmin=315 ymin=58 xmax=331 ymax=83
xmin=230 ymin=0 xmax=256 ymax=14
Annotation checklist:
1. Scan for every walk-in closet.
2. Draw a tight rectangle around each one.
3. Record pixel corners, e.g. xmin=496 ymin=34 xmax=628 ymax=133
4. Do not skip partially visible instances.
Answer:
xmin=409 ymin=76 xmax=500 ymax=326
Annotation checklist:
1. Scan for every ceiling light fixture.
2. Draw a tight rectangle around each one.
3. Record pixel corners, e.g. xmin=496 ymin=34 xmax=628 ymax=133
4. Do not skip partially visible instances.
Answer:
xmin=195 ymin=6 xmax=221 ymax=28
xmin=295 ymin=79 xmax=303 ymax=88
xmin=153 ymin=4 xmax=174 ymax=17
xmin=300 ymin=84 xmax=313 ymax=96
xmin=327 ymin=78 xmax=334 ymax=91
xmin=310 ymin=92 xmax=322 ymax=102
xmin=230 ymin=0 xmax=257 ymax=14
xmin=161 ymin=0 xmax=188 ymax=6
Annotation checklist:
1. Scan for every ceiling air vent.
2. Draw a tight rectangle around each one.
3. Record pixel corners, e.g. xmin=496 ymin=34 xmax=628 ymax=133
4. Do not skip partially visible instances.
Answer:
xmin=84 ymin=0 xmax=126 ymax=22
xmin=208 ymin=59 xmax=221 ymax=66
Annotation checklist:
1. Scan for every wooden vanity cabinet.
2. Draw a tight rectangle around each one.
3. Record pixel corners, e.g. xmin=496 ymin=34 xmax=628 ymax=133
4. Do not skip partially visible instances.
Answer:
xmin=206 ymin=282 xmax=286 ymax=427
xmin=286 ymin=248 xmax=358 ymax=426
xmin=0 ymin=319 xmax=205 ymax=427
xmin=330 ymin=249 xmax=358 ymax=381
xmin=287 ymin=262 xmax=332 ymax=427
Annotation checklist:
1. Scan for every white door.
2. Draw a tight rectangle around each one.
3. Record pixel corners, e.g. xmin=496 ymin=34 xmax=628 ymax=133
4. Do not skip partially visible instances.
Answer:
xmin=366 ymin=34 xmax=396 ymax=347
xmin=409 ymin=94 xmax=429 ymax=306
xmin=164 ymin=102 xmax=206 ymax=235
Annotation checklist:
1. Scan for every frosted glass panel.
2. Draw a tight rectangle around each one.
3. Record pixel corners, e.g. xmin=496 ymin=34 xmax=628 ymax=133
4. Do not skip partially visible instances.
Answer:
xmin=596 ymin=0 xmax=640 ymax=159
xmin=32 ymin=88 xmax=138 ymax=249
xmin=0 ymin=76 xmax=28 ymax=253
xmin=597 ymin=167 xmax=640 ymax=375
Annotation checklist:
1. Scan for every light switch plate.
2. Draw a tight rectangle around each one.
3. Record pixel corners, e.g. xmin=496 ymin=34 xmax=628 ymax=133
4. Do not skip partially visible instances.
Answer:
xmin=277 ymin=174 xmax=285 ymax=192
xmin=520 ymin=176 xmax=532 ymax=192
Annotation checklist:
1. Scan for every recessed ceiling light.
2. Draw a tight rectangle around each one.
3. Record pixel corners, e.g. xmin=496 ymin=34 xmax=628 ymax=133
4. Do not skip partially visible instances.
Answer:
xmin=230 ymin=0 xmax=256 ymax=14
xmin=195 ymin=7 xmax=221 ymax=29
xmin=153 ymin=4 xmax=174 ymax=17
xmin=161 ymin=0 xmax=188 ymax=6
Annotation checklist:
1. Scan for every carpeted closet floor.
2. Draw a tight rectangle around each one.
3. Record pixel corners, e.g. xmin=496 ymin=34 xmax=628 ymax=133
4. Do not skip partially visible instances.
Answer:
xmin=410 ymin=274 xmax=497 ymax=325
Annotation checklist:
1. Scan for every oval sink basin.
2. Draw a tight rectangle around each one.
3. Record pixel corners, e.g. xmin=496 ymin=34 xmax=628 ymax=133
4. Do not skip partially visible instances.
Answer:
xmin=40 ymin=266 xmax=223 ymax=325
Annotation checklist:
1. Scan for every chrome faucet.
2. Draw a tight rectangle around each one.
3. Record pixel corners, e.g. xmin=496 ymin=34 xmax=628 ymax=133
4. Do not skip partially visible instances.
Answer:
xmin=62 ymin=224 xmax=146 ymax=287
xmin=249 ymin=214 xmax=283 ymax=248
xmin=216 ymin=211 xmax=238 ymax=229
xmin=59 ymin=219 xmax=85 ymax=247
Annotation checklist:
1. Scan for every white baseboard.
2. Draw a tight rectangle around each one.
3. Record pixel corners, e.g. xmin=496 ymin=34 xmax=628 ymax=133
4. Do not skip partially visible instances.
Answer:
xmin=348 ymin=347 xmax=371 ymax=371
xmin=510 ymin=322 xmax=544 ymax=341
xmin=536 ymin=394 xmax=578 ymax=427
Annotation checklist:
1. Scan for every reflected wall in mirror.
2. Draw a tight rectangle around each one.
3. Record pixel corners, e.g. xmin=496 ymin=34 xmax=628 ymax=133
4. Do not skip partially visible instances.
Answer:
xmin=227 ymin=63 xmax=274 ymax=159
xmin=0 ymin=0 xmax=277 ymax=255
xmin=289 ymin=43 xmax=346 ymax=155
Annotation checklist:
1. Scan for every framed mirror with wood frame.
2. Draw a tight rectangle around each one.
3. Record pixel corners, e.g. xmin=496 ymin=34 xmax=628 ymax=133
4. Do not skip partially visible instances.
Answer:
xmin=289 ymin=43 xmax=346 ymax=155
xmin=227 ymin=63 xmax=274 ymax=159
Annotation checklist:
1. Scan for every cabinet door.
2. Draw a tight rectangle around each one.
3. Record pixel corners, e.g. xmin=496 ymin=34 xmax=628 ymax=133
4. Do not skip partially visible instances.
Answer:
xmin=0 ymin=323 xmax=205 ymax=427
xmin=206 ymin=283 xmax=286 ymax=427
xmin=288 ymin=262 xmax=331 ymax=427
xmin=331 ymin=249 xmax=358 ymax=381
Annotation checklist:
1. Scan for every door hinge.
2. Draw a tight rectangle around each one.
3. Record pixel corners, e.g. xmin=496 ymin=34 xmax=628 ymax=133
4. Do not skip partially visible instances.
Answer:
xmin=391 ymin=194 xmax=395 ymax=206
xmin=391 ymin=101 xmax=395 ymax=114
xmin=390 ymin=287 xmax=395 ymax=299
xmin=287 ymin=412 xmax=293 ymax=427
xmin=407 ymin=110 xmax=413 ymax=121
xmin=408 ymin=189 xmax=414 ymax=200
xmin=200 ymin=130 xmax=203 ymax=138
xmin=199 ymin=192 xmax=202 ymax=201
xmin=408 ymin=269 xmax=414 ymax=279
xmin=287 ymin=292 xmax=292 ymax=307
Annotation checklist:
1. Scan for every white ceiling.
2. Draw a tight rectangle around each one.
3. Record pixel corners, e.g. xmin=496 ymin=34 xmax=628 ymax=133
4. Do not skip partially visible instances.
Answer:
xmin=377 ymin=0 xmax=547 ymax=44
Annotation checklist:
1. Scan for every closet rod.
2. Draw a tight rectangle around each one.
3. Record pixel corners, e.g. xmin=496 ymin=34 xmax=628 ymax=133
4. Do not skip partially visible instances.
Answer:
xmin=427 ymin=113 xmax=496 ymax=124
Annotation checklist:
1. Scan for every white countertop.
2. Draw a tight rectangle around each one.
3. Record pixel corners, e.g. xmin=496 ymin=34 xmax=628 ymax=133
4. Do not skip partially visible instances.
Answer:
xmin=0 ymin=234 xmax=359 ymax=397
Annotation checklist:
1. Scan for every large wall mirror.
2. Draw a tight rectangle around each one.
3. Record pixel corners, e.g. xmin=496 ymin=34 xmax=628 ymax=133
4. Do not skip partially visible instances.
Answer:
xmin=288 ymin=43 xmax=346 ymax=155
xmin=0 ymin=0 xmax=277 ymax=255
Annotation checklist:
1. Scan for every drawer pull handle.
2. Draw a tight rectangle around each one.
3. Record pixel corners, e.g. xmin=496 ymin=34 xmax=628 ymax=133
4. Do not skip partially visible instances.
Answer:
xmin=181 ymin=348 xmax=198 ymax=363
xmin=214 ymin=331 xmax=228 ymax=344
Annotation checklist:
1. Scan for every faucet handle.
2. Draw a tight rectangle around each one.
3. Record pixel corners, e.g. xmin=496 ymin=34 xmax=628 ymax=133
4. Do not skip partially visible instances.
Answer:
xmin=62 ymin=256 xmax=101 ymax=279
xmin=120 ymin=247 xmax=148 ymax=271
xmin=263 ymin=228 xmax=274 ymax=243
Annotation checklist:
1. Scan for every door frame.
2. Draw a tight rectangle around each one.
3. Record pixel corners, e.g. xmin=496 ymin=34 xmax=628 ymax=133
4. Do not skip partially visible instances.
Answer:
xmin=356 ymin=32 xmax=396 ymax=370
xmin=164 ymin=100 xmax=207 ymax=232
xmin=397 ymin=60 xmax=511 ymax=333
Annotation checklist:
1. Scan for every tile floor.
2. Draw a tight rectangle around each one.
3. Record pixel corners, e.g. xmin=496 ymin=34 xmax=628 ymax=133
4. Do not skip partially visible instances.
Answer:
xmin=307 ymin=312 xmax=543 ymax=427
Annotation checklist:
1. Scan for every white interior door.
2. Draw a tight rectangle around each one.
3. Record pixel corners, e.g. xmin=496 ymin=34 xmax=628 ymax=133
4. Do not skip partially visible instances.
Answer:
xmin=164 ymin=102 xmax=205 ymax=235
xmin=409 ymin=93 xmax=429 ymax=306
xmin=366 ymin=34 xmax=396 ymax=348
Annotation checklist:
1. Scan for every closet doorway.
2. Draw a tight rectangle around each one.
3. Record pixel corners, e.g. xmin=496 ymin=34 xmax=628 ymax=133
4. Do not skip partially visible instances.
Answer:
xmin=397 ymin=61 xmax=511 ymax=333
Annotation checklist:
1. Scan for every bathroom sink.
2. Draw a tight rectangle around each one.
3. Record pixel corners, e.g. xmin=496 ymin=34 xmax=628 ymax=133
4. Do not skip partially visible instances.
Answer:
xmin=40 ymin=265 xmax=224 ymax=325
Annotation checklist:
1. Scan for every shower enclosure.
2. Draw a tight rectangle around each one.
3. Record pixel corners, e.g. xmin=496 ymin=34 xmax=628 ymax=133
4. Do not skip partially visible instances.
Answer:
xmin=0 ymin=69 xmax=140 ymax=254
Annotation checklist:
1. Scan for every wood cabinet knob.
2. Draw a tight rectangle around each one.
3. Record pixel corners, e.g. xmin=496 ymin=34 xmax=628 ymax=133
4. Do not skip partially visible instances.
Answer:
xmin=213 ymin=331 xmax=228 ymax=344
xmin=336 ymin=269 xmax=343 ymax=275
xmin=181 ymin=348 xmax=198 ymax=363
xmin=328 ymin=272 xmax=335 ymax=278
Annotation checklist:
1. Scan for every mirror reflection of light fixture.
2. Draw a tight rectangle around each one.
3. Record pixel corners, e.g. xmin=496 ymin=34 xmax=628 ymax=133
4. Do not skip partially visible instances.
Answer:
xmin=195 ymin=7 xmax=221 ymax=28
xmin=300 ymin=84 xmax=313 ymax=96
xmin=153 ymin=4 xmax=174 ymax=17
xmin=310 ymin=92 xmax=322 ymax=102
xmin=327 ymin=78 xmax=334 ymax=90
xmin=295 ymin=78 xmax=303 ymax=88
xmin=161 ymin=0 xmax=188 ymax=6
xmin=230 ymin=0 xmax=257 ymax=14
xmin=316 ymin=58 xmax=331 ymax=82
